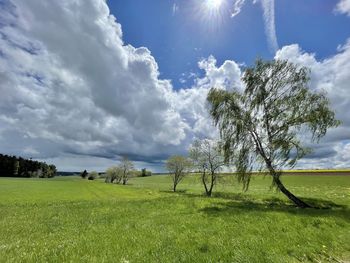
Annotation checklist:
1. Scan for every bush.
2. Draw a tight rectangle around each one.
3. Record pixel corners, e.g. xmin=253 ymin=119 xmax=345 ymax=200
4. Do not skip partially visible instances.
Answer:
xmin=88 ymin=171 xmax=98 ymax=180
xmin=132 ymin=170 xmax=142 ymax=177
xmin=105 ymin=166 xmax=122 ymax=183
xmin=141 ymin=168 xmax=152 ymax=177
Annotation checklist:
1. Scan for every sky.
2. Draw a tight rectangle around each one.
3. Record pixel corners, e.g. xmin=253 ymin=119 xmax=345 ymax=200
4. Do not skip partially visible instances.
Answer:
xmin=0 ymin=0 xmax=350 ymax=172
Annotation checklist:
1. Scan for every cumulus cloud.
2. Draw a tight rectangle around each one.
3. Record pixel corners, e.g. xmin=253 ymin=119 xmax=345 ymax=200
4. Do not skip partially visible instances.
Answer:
xmin=0 ymin=0 xmax=244 ymax=171
xmin=0 ymin=0 xmax=188 ymax=166
xmin=176 ymin=56 xmax=243 ymax=140
xmin=275 ymin=40 xmax=350 ymax=168
xmin=335 ymin=0 xmax=350 ymax=16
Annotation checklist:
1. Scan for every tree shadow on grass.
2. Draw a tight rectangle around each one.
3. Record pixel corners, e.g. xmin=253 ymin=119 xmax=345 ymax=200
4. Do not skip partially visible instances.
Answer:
xmin=161 ymin=190 xmax=348 ymax=220
xmin=157 ymin=189 xmax=350 ymax=221
xmin=160 ymin=189 xmax=188 ymax=194
xmin=198 ymin=195 xmax=350 ymax=221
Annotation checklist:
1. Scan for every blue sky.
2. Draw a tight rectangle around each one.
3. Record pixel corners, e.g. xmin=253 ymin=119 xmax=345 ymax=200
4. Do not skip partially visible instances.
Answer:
xmin=109 ymin=0 xmax=350 ymax=88
xmin=0 ymin=0 xmax=350 ymax=171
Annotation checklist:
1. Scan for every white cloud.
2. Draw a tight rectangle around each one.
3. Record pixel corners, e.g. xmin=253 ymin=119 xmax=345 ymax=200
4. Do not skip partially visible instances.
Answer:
xmin=23 ymin=146 xmax=39 ymax=155
xmin=275 ymin=40 xmax=350 ymax=168
xmin=175 ymin=56 xmax=243 ymax=140
xmin=196 ymin=55 xmax=242 ymax=90
xmin=172 ymin=3 xmax=179 ymax=15
xmin=231 ymin=0 xmax=247 ymax=17
xmin=335 ymin=0 xmax=350 ymax=16
xmin=0 ymin=0 xmax=243 ymax=171
xmin=0 ymin=0 xmax=188 ymax=168
xmin=230 ymin=0 xmax=278 ymax=52
xmin=260 ymin=0 xmax=278 ymax=52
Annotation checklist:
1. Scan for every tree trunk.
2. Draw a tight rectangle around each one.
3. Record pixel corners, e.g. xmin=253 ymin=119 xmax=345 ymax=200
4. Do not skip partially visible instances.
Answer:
xmin=206 ymin=188 xmax=212 ymax=197
xmin=202 ymin=172 xmax=210 ymax=196
xmin=273 ymin=176 xmax=311 ymax=208
xmin=266 ymin=162 xmax=311 ymax=208
xmin=173 ymin=183 xmax=177 ymax=192
xmin=207 ymin=172 xmax=216 ymax=197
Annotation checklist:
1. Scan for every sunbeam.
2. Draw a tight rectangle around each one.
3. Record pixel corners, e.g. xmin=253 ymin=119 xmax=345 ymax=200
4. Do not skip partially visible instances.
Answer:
xmin=194 ymin=0 xmax=230 ymax=30
xmin=205 ymin=0 xmax=224 ymax=10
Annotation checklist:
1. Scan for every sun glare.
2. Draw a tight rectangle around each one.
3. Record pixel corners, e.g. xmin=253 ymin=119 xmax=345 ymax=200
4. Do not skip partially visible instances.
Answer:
xmin=205 ymin=0 xmax=223 ymax=10
xmin=196 ymin=0 xmax=228 ymax=29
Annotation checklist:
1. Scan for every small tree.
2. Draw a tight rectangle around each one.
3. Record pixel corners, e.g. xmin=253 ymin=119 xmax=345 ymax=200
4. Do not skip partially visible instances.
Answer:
xmin=131 ymin=169 xmax=142 ymax=178
xmin=40 ymin=163 xmax=49 ymax=178
xmin=80 ymin=170 xmax=88 ymax=179
xmin=207 ymin=59 xmax=340 ymax=208
xmin=48 ymin=165 xmax=57 ymax=178
xmin=141 ymin=168 xmax=152 ymax=177
xmin=120 ymin=157 xmax=134 ymax=185
xmin=166 ymin=155 xmax=191 ymax=192
xmin=105 ymin=166 xmax=122 ymax=183
xmin=13 ymin=160 xmax=19 ymax=177
xmin=189 ymin=139 xmax=225 ymax=197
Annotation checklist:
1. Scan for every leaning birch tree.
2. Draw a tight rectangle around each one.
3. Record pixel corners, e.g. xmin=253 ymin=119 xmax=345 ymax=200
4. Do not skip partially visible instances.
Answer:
xmin=207 ymin=59 xmax=340 ymax=208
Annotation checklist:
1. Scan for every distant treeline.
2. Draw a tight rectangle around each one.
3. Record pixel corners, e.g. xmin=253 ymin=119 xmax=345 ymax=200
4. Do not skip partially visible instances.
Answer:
xmin=56 ymin=171 xmax=78 ymax=176
xmin=0 ymin=153 xmax=56 ymax=178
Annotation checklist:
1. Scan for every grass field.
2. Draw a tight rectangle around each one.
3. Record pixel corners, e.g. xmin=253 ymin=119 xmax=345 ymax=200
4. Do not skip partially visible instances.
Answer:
xmin=0 ymin=175 xmax=349 ymax=262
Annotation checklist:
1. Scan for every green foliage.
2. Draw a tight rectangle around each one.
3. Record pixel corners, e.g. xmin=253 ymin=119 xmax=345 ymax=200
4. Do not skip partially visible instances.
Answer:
xmin=123 ymin=168 xmax=151 ymax=178
xmin=0 ymin=153 xmax=56 ymax=178
xmin=0 ymin=175 xmax=349 ymax=262
xmin=13 ymin=160 xmax=19 ymax=176
xmin=120 ymin=157 xmax=134 ymax=185
xmin=105 ymin=166 xmax=122 ymax=183
xmin=88 ymin=171 xmax=98 ymax=180
xmin=132 ymin=170 xmax=142 ymax=177
xmin=141 ymin=168 xmax=152 ymax=177
xmin=207 ymin=59 xmax=340 ymax=207
xmin=105 ymin=157 xmax=135 ymax=185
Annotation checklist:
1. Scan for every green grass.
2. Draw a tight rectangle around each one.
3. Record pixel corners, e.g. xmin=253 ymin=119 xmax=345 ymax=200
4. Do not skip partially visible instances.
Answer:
xmin=283 ymin=169 xmax=350 ymax=173
xmin=0 ymin=175 xmax=349 ymax=262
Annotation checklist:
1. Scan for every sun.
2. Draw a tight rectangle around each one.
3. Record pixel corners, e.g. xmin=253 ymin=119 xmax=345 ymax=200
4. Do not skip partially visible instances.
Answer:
xmin=205 ymin=0 xmax=224 ymax=10
xmin=194 ymin=0 xmax=228 ymax=30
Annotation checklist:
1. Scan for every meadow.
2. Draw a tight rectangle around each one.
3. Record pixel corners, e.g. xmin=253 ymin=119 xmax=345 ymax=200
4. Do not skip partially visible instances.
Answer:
xmin=0 ymin=174 xmax=349 ymax=262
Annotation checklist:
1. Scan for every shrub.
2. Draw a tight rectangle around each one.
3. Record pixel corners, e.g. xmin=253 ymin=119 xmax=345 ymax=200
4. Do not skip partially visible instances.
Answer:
xmin=88 ymin=171 xmax=98 ymax=180
xmin=105 ymin=166 xmax=122 ymax=183
xmin=141 ymin=168 xmax=152 ymax=177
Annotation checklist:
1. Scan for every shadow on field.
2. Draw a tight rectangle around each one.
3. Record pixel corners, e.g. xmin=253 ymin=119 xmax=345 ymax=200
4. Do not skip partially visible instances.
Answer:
xmin=168 ymin=191 xmax=350 ymax=221
xmin=160 ymin=189 xmax=188 ymax=194
xmin=198 ymin=195 xmax=350 ymax=221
